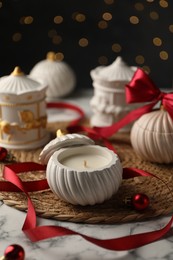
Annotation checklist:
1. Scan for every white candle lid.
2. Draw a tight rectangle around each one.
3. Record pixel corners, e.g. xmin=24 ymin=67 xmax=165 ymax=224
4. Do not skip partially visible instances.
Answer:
xmin=39 ymin=133 xmax=95 ymax=165
xmin=90 ymin=56 xmax=137 ymax=82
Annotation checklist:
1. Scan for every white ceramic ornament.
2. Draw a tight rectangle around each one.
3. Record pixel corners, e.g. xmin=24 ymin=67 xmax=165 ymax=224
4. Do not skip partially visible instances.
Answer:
xmin=29 ymin=52 xmax=76 ymax=98
xmin=39 ymin=132 xmax=122 ymax=206
xmin=130 ymin=108 xmax=173 ymax=163
xmin=0 ymin=67 xmax=49 ymax=149
xmin=90 ymin=56 xmax=141 ymax=131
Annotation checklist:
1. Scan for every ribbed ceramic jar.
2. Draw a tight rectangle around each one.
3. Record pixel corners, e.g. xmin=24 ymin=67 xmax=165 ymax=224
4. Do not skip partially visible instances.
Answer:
xmin=40 ymin=133 xmax=123 ymax=206
xmin=90 ymin=56 xmax=139 ymax=131
xmin=47 ymin=145 xmax=122 ymax=206
xmin=0 ymin=67 xmax=49 ymax=149
xmin=130 ymin=109 xmax=173 ymax=163
xmin=30 ymin=52 xmax=76 ymax=98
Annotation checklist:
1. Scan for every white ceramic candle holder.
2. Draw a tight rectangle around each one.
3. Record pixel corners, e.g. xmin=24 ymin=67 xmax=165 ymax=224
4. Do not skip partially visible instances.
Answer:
xmin=40 ymin=133 xmax=122 ymax=206
xmin=90 ymin=56 xmax=141 ymax=131
xmin=0 ymin=67 xmax=49 ymax=149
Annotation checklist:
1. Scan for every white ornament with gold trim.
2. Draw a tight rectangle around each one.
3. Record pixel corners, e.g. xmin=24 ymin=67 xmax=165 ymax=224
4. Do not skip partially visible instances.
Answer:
xmin=0 ymin=67 xmax=49 ymax=149
xmin=29 ymin=52 xmax=76 ymax=98
xmin=39 ymin=131 xmax=123 ymax=206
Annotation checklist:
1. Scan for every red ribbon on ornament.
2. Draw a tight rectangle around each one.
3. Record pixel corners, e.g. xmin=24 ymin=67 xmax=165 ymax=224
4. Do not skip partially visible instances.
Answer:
xmin=0 ymin=162 xmax=173 ymax=251
xmin=68 ymin=68 xmax=173 ymax=139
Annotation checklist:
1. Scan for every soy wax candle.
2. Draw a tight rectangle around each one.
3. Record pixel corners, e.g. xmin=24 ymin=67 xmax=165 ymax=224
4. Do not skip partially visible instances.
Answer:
xmin=60 ymin=146 xmax=110 ymax=170
xmin=39 ymin=131 xmax=123 ymax=206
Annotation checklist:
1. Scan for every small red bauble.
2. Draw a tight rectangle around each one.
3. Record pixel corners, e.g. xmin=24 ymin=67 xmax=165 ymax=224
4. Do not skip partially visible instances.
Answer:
xmin=4 ymin=244 xmax=25 ymax=260
xmin=132 ymin=193 xmax=150 ymax=211
xmin=0 ymin=147 xmax=7 ymax=161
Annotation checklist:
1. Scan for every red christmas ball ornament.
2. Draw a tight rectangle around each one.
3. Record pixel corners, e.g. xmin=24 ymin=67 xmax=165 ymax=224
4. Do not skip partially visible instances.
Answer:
xmin=132 ymin=193 xmax=150 ymax=211
xmin=0 ymin=147 xmax=7 ymax=161
xmin=4 ymin=244 xmax=25 ymax=260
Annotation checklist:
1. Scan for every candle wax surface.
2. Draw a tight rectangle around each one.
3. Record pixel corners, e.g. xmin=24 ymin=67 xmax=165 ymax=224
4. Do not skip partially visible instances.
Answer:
xmin=60 ymin=153 xmax=109 ymax=171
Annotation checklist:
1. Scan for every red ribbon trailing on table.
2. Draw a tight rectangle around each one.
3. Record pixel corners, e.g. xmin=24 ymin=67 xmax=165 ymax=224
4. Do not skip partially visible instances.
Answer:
xmin=0 ymin=162 xmax=173 ymax=251
xmin=1 ymin=77 xmax=173 ymax=251
xmin=46 ymin=101 xmax=85 ymax=126
xmin=68 ymin=68 xmax=173 ymax=139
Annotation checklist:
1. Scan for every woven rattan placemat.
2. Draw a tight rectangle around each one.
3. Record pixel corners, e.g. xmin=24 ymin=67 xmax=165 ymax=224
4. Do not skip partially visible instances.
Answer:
xmin=0 ymin=121 xmax=173 ymax=224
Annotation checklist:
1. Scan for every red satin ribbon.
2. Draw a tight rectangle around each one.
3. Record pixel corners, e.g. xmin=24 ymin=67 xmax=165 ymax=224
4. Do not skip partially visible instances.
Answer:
xmin=87 ymin=68 xmax=173 ymax=138
xmin=46 ymin=101 xmax=85 ymax=126
xmin=1 ymin=162 xmax=173 ymax=251
xmin=46 ymin=101 xmax=118 ymax=152
xmin=0 ymin=99 xmax=173 ymax=250
xmin=0 ymin=162 xmax=47 ymax=192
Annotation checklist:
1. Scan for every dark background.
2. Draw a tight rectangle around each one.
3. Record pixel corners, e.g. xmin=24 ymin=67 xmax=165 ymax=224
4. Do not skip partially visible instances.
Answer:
xmin=0 ymin=0 xmax=173 ymax=91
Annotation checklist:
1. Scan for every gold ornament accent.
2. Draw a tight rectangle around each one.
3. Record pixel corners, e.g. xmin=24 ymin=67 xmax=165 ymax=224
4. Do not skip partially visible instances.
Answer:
xmin=0 ymin=112 xmax=47 ymax=142
xmin=46 ymin=51 xmax=56 ymax=61
xmin=18 ymin=110 xmax=47 ymax=129
xmin=56 ymin=129 xmax=65 ymax=137
xmin=0 ymin=120 xmax=19 ymax=141
xmin=160 ymin=104 xmax=166 ymax=111
xmin=11 ymin=66 xmax=24 ymax=76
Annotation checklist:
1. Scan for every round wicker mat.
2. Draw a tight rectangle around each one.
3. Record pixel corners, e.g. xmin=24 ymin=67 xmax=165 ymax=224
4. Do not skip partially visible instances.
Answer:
xmin=0 ymin=121 xmax=173 ymax=224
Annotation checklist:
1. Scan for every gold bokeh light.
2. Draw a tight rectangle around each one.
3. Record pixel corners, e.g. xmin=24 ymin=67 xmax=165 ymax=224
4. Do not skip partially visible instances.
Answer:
xmin=150 ymin=11 xmax=159 ymax=20
xmin=135 ymin=55 xmax=145 ymax=64
xmin=54 ymin=16 xmax=63 ymax=24
xmin=98 ymin=20 xmax=108 ymax=29
xmin=153 ymin=37 xmax=162 ymax=46
xmin=159 ymin=0 xmax=168 ymax=8
xmin=55 ymin=52 xmax=64 ymax=61
xmin=112 ymin=43 xmax=122 ymax=53
xmin=12 ymin=33 xmax=22 ymax=42
xmin=52 ymin=35 xmax=62 ymax=45
xmin=102 ymin=12 xmax=112 ymax=21
xmin=129 ymin=16 xmax=139 ymax=24
xmin=159 ymin=51 xmax=168 ymax=60
xmin=98 ymin=56 xmax=108 ymax=65
xmin=79 ymin=38 xmax=88 ymax=47
xmin=134 ymin=3 xmax=144 ymax=11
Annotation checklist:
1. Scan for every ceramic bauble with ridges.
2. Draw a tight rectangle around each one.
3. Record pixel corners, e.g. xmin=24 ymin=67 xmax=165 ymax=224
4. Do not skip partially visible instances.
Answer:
xmin=30 ymin=52 xmax=76 ymax=98
xmin=130 ymin=108 xmax=173 ymax=163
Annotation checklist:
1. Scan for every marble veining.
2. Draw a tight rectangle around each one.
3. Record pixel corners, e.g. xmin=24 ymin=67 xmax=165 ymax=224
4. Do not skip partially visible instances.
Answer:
xmin=0 ymin=204 xmax=173 ymax=260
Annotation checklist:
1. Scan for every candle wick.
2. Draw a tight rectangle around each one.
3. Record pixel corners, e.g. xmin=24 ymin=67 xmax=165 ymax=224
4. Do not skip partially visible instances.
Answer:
xmin=84 ymin=160 xmax=87 ymax=167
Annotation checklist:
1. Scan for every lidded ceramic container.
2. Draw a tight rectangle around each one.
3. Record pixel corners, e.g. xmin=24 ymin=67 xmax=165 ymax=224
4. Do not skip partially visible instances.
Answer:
xmin=131 ymin=108 xmax=173 ymax=164
xmin=29 ymin=51 xmax=76 ymax=99
xmin=0 ymin=66 xmax=49 ymax=149
xmin=90 ymin=56 xmax=140 ymax=131
xmin=39 ymin=132 xmax=122 ymax=206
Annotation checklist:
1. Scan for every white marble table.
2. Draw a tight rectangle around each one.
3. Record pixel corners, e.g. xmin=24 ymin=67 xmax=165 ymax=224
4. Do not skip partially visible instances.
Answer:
xmin=0 ymin=90 xmax=173 ymax=260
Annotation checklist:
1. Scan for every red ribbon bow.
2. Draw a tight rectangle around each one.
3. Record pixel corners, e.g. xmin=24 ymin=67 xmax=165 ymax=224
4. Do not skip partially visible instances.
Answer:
xmin=91 ymin=68 xmax=173 ymax=138
xmin=126 ymin=68 xmax=173 ymax=113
